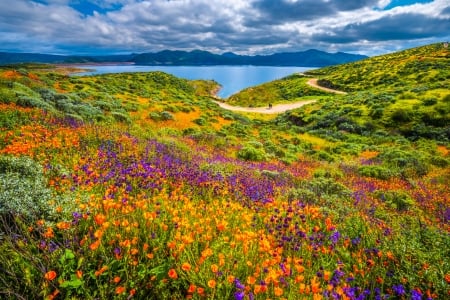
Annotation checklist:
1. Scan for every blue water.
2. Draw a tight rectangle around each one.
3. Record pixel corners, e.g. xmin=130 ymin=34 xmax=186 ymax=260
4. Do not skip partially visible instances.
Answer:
xmin=75 ymin=65 xmax=313 ymax=98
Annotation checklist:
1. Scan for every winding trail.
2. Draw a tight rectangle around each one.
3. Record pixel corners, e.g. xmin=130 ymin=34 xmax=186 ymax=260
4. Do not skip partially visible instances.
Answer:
xmin=213 ymin=78 xmax=346 ymax=114
xmin=306 ymin=78 xmax=347 ymax=95
xmin=213 ymin=100 xmax=316 ymax=114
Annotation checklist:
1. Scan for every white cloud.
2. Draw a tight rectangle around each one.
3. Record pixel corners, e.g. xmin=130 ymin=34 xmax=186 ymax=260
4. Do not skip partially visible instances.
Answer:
xmin=0 ymin=0 xmax=448 ymax=55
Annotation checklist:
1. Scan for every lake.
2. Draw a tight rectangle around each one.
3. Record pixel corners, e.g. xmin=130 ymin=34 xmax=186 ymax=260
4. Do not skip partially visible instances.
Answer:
xmin=75 ymin=65 xmax=313 ymax=98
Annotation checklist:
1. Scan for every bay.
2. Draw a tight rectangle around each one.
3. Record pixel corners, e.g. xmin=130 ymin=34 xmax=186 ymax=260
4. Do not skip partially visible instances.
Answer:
xmin=75 ymin=65 xmax=313 ymax=98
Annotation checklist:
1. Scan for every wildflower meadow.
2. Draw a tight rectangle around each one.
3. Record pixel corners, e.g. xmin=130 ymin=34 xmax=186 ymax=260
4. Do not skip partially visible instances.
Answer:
xmin=0 ymin=43 xmax=449 ymax=300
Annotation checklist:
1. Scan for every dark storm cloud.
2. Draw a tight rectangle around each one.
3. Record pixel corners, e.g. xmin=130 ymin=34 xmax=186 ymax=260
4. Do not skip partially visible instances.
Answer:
xmin=248 ymin=0 xmax=335 ymax=25
xmin=248 ymin=0 xmax=381 ymax=25
xmin=317 ymin=13 xmax=450 ymax=43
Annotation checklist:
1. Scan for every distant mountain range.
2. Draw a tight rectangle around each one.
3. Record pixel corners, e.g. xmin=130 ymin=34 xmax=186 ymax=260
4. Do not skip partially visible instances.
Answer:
xmin=0 ymin=49 xmax=367 ymax=67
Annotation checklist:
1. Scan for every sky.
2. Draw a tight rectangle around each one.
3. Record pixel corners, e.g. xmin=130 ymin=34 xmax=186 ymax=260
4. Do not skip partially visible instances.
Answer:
xmin=0 ymin=0 xmax=448 ymax=56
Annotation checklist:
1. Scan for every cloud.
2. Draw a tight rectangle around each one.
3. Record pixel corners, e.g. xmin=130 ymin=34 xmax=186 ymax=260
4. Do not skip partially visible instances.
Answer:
xmin=316 ymin=13 xmax=450 ymax=43
xmin=0 ymin=0 xmax=448 ymax=55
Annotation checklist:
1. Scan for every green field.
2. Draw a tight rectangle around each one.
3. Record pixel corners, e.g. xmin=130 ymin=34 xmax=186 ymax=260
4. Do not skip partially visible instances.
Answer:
xmin=0 ymin=43 xmax=449 ymax=299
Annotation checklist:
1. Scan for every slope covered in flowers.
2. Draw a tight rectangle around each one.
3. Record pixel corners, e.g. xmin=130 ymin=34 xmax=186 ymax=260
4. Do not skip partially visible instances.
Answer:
xmin=0 ymin=47 xmax=449 ymax=300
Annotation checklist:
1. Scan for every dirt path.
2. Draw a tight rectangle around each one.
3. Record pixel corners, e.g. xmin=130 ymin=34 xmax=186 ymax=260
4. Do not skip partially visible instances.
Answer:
xmin=306 ymin=78 xmax=347 ymax=95
xmin=213 ymin=100 xmax=316 ymax=114
xmin=213 ymin=78 xmax=346 ymax=114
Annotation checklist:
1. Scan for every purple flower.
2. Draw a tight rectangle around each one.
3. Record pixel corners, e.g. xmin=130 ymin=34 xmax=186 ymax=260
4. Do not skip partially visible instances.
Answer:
xmin=113 ymin=247 xmax=121 ymax=255
xmin=411 ymin=290 xmax=422 ymax=300
xmin=48 ymin=241 xmax=59 ymax=252
xmin=343 ymin=286 xmax=357 ymax=298
xmin=234 ymin=278 xmax=245 ymax=290
xmin=352 ymin=237 xmax=361 ymax=246
xmin=392 ymin=284 xmax=405 ymax=296
xmin=234 ymin=291 xmax=245 ymax=300
xmin=330 ymin=230 xmax=341 ymax=244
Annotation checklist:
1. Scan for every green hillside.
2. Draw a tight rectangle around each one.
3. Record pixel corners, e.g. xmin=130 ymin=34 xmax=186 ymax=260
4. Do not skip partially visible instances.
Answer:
xmin=229 ymin=43 xmax=449 ymax=143
xmin=0 ymin=44 xmax=449 ymax=299
xmin=306 ymin=43 xmax=449 ymax=92
xmin=227 ymin=74 xmax=333 ymax=107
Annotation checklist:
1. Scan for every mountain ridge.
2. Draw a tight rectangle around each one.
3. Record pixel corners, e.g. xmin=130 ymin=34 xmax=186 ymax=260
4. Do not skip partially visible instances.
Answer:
xmin=0 ymin=49 xmax=367 ymax=67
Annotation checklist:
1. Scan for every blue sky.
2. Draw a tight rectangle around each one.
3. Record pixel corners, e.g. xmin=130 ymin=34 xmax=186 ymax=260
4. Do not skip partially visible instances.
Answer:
xmin=0 ymin=0 xmax=448 ymax=56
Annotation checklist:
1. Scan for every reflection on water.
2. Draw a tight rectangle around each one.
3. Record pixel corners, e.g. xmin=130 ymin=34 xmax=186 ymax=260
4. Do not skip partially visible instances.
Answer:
xmin=76 ymin=65 xmax=313 ymax=98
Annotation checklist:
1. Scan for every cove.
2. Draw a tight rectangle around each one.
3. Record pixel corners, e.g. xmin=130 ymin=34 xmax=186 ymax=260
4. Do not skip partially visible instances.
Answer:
xmin=75 ymin=65 xmax=313 ymax=98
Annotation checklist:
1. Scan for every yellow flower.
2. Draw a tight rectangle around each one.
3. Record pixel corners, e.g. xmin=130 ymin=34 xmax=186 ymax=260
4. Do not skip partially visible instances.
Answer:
xmin=207 ymin=279 xmax=216 ymax=289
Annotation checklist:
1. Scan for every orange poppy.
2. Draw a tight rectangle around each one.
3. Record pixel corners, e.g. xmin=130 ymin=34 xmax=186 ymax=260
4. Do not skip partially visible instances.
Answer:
xmin=182 ymin=262 xmax=191 ymax=272
xmin=94 ymin=214 xmax=106 ymax=226
xmin=44 ymin=270 xmax=57 ymax=281
xmin=274 ymin=286 xmax=283 ymax=296
xmin=210 ymin=264 xmax=219 ymax=273
xmin=168 ymin=268 xmax=178 ymax=279
xmin=188 ymin=284 xmax=196 ymax=293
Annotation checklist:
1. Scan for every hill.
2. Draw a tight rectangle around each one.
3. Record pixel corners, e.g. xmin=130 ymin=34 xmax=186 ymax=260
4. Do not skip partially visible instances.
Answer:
xmin=0 ymin=43 xmax=448 ymax=299
xmin=132 ymin=49 xmax=367 ymax=67
xmin=230 ymin=43 xmax=449 ymax=142
xmin=0 ymin=49 xmax=367 ymax=67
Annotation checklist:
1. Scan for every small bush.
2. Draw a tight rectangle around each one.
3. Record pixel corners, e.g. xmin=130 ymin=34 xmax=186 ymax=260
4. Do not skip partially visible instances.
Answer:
xmin=193 ymin=117 xmax=207 ymax=126
xmin=358 ymin=165 xmax=393 ymax=180
xmin=376 ymin=190 xmax=415 ymax=211
xmin=160 ymin=111 xmax=175 ymax=121
xmin=111 ymin=111 xmax=131 ymax=123
xmin=391 ymin=108 xmax=414 ymax=123
xmin=287 ymin=188 xmax=317 ymax=204
xmin=370 ymin=107 xmax=384 ymax=119
xmin=0 ymin=156 xmax=52 ymax=224
xmin=422 ymin=97 xmax=437 ymax=106
xmin=237 ymin=144 xmax=267 ymax=161
xmin=0 ymin=109 xmax=31 ymax=129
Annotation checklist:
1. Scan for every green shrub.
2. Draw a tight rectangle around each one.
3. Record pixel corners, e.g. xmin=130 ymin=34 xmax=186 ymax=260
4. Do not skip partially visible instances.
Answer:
xmin=16 ymin=96 xmax=55 ymax=111
xmin=358 ymin=165 xmax=393 ymax=180
xmin=399 ymin=92 xmax=415 ymax=99
xmin=111 ymin=111 xmax=131 ymax=123
xmin=149 ymin=112 xmax=161 ymax=121
xmin=0 ymin=87 xmax=15 ymax=104
xmin=314 ymin=150 xmax=335 ymax=162
xmin=370 ymin=107 xmax=384 ymax=119
xmin=378 ymin=149 xmax=430 ymax=177
xmin=0 ymin=156 xmax=43 ymax=177
xmin=422 ymin=97 xmax=437 ymax=106
xmin=313 ymin=167 xmax=344 ymax=179
xmin=287 ymin=188 xmax=317 ymax=204
xmin=391 ymin=108 xmax=414 ymax=123
xmin=237 ymin=143 xmax=267 ymax=161
xmin=376 ymin=190 xmax=415 ymax=211
xmin=160 ymin=111 xmax=175 ymax=121
xmin=300 ymin=177 xmax=351 ymax=198
xmin=193 ymin=117 xmax=207 ymax=126
xmin=0 ymin=109 xmax=31 ymax=129
xmin=0 ymin=156 xmax=52 ymax=224
xmin=430 ymin=156 xmax=449 ymax=167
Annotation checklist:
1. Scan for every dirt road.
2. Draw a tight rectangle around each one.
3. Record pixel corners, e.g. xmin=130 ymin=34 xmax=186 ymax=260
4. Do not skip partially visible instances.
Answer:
xmin=213 ymin=78 xmax=346 ymax=114
xmin=213 ymin=100 xmax=316 ymax=114
xmin=306 ymin=78 xmax=347 ymax=95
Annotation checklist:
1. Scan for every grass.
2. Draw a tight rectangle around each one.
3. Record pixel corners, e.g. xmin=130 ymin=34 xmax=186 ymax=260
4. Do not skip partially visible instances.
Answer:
xmin=0 ymin=43 xmax=449 ymax=299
